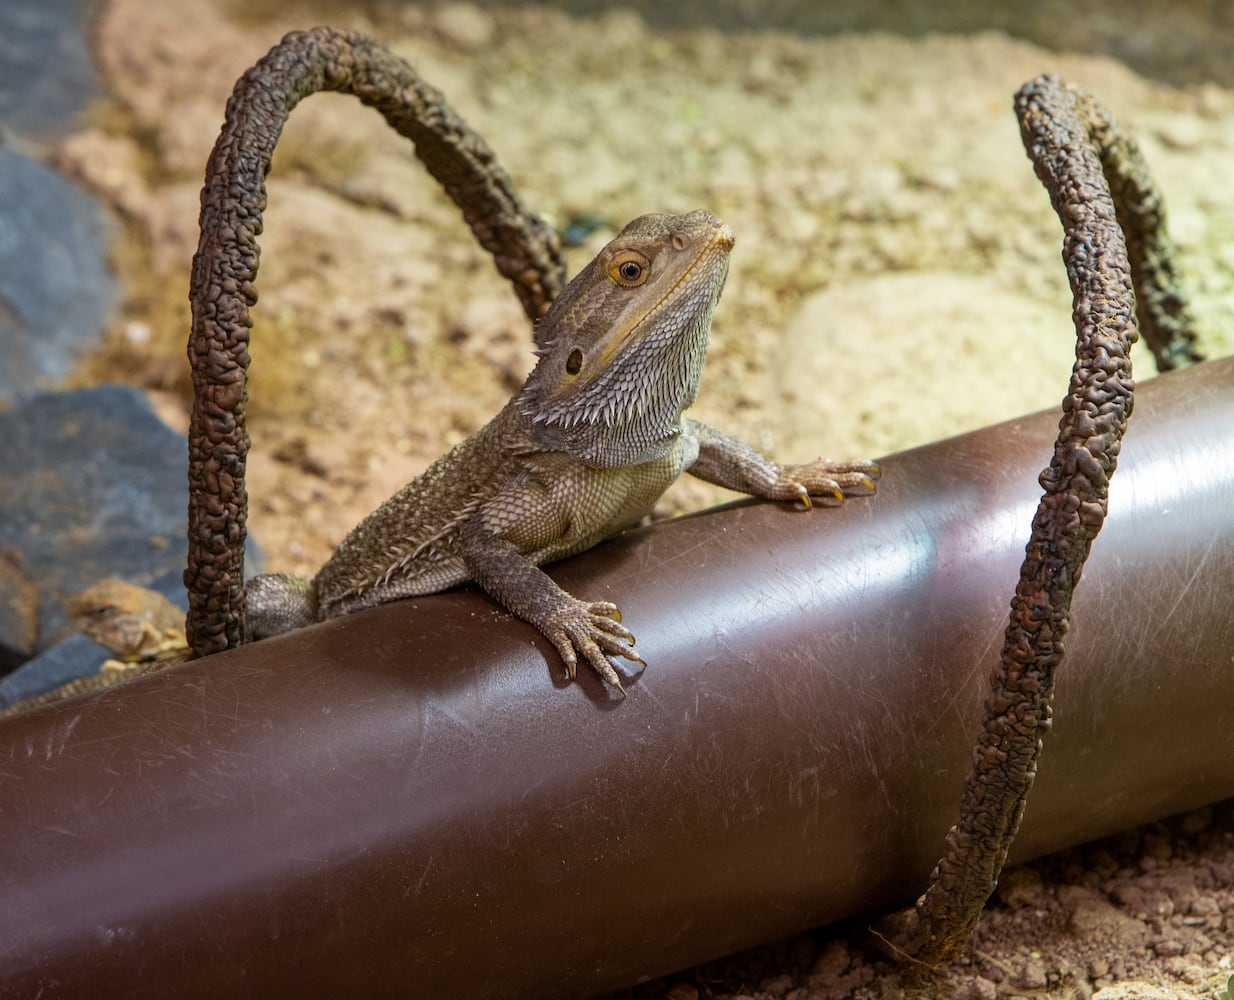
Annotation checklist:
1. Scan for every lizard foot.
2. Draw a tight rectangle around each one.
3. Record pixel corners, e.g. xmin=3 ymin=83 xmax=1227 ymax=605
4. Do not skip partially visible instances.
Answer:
xmin=540 ymin=598 xmax=644 ymax=696
xmin=772 ymin=460 xmax=881 ymax=508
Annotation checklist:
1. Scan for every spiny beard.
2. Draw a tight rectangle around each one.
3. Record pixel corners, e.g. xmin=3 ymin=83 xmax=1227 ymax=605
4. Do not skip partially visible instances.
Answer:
xmin=520 ymin=305 xmax=714 ymax=468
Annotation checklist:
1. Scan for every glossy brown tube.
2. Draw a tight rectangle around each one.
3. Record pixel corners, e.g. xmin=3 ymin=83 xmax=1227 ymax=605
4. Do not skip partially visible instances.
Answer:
xmin=3 ymin=357 xmax=1234 ymax=999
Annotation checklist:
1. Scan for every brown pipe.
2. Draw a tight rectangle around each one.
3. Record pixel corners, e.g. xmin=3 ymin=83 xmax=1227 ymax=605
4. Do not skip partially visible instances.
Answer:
xmin=3 ymin=356 xmax=1234 ymax=999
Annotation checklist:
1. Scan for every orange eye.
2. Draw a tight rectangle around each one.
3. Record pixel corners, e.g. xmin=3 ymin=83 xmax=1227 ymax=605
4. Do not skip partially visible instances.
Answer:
xmin=609 ymin=251 xmax=649 ymax=287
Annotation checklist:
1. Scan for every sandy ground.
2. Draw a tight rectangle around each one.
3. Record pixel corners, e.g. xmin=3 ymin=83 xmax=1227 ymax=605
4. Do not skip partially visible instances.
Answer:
xmin=51 ymin=1 xmax=1234 ymax=996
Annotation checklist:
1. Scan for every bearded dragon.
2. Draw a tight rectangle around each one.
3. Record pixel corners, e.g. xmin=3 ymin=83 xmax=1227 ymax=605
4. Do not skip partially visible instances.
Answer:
xmin=184 ymin=31 xmax=878 ymax=694
xmin=243 ymin=210 xmax=879 ymax=692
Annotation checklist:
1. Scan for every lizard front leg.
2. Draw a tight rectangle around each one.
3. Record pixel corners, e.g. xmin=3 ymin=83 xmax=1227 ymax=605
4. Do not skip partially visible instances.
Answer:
xmin=458 ymin=513 xmax=643 ymax=695
xmin=684 ymin=418 xmax=879 ymax=508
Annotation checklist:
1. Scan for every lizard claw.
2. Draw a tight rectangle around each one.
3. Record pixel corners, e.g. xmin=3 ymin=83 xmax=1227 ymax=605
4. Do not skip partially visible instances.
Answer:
xmin=776 ymin=459 xmax=881 ymax=507
xmin=541 ymin=598 xmax=644 ymax=694
xmin=600 ymin=603 xmax=622 ymax=624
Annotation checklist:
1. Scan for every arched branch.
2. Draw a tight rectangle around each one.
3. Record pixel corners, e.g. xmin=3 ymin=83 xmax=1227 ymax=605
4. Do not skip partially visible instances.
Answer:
xmin=883 ymin=74 xmax=1148 ymax=963
xmin=185 ymin=27 xmax=565 ymax=655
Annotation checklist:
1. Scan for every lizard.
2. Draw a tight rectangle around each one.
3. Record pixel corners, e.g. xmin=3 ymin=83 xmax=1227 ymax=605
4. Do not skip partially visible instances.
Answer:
xmin=0 ymin=578 xmax=189 ymax=718
xmin=242 ymin=210 xmax=880 ymax=692
xmin=183 ymin=29 xmax=879 ymax=695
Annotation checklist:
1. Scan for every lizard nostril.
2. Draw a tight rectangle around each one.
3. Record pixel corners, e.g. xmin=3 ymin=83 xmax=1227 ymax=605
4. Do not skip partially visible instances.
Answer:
xmin=671 ymin=232 xmax=690 ymax=251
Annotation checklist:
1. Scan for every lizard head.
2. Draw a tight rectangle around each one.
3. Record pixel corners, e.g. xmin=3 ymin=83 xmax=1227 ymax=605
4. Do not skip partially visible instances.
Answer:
xmin=518 ymin=210 xmax=734 ymax=467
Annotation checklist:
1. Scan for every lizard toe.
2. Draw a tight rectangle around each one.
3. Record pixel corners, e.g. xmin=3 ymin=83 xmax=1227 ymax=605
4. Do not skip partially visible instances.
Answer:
xmin=795 ymin=479 xmax=845 ymax=507
xmin=578 ymin=641 xmax=626 ymax=695
xmin=829 ymin=470 xmax=879 ymax=495
xmin=549 ymin=636 xmax=579 ymax=680
xmin=585 ymin=611 xmax=635 ymax=647
xmin=587 ymin=623 xmax=641 ymax=662
xmin=549 ymin=607 xmax=645 ymax=693
xmin=776 ymin=460 xmax=881 ymax=504
xmin=584 ymin=600 xmax=622 ymax=623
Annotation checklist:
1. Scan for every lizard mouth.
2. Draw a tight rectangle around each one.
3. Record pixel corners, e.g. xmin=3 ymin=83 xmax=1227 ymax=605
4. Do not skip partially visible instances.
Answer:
xmin=596 ymin=219 xmax=735 ymax=370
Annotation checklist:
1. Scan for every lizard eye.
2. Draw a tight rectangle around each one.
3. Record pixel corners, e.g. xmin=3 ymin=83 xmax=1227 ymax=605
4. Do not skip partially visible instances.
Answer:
xmin=609 ymin=251 xmax=650 ymax=287
xmin=565 ymin=348 xmax=583 ymax=374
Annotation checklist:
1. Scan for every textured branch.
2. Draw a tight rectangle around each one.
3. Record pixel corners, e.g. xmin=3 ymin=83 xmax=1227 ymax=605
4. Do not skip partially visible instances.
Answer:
xmin=1075 ymin=93 xmax=1202 ymax=370
xmin=184 ymin=27 xmax=565 ymax=656
xmin=882 ymin=75 xmax=1142 ymax=962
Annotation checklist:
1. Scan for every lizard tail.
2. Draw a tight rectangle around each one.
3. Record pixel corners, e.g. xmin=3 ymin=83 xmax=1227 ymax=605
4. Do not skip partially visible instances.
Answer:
xmin=243 ymin=573 xmax=320 ymax=641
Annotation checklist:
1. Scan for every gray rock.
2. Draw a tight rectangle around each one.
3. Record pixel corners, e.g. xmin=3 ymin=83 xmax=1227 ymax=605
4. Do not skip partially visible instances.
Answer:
xmin=0 ymin=149 xmax=117 ymax=403
xmin=0 ymin=569 xmax=188 ymax=710
xmin=0 ymin=385 xmax=262 ymax=676
xmin=0 ymin=556 xmax=38 ymax=671
xmin=0 ymin=635 xmax=110 ymax=710
xmin=0 ymin=0 xmax=98 ymax=139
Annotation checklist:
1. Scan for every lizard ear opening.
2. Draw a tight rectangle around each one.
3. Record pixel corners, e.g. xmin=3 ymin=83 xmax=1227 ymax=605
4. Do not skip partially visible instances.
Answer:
xmin=565 ymin=348 xmax=583 ymax=375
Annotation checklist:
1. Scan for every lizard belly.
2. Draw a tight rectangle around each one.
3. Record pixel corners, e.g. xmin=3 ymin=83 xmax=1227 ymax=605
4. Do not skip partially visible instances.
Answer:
xmin=523 ymin=438 xmax=694 ymax=565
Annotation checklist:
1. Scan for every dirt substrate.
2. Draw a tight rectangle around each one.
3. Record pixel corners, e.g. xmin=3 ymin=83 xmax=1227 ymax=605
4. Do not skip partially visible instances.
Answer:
xmin=617 ymin=804 xmax=1234 ymax=999
xmin=51 ymin=1 xmax=1234 ymax=996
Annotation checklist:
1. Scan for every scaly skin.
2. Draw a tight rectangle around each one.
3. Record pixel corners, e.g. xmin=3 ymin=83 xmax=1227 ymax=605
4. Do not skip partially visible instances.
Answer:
xmin=246 ymin=212 xmax=879 ymax=692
